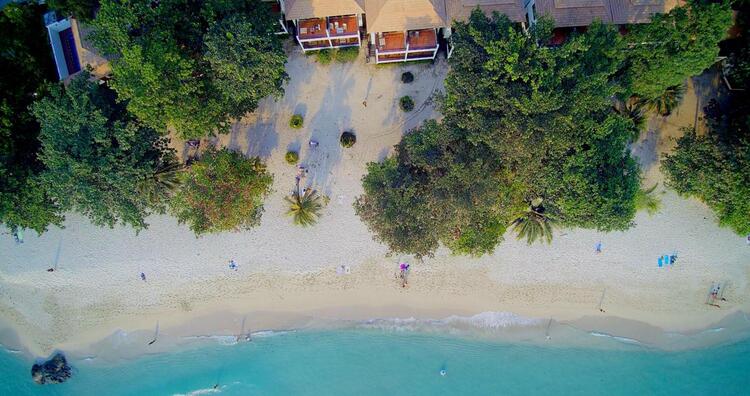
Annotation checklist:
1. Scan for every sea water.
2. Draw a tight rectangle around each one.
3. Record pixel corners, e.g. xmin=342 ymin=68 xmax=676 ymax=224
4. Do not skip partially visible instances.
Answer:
xmin=1 ymin=329 xmax=749 ymax=396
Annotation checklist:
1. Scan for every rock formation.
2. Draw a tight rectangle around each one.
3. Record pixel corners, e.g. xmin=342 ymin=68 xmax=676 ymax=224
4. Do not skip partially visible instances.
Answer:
xmin=31 ymin=352 xmax=72 ymax=384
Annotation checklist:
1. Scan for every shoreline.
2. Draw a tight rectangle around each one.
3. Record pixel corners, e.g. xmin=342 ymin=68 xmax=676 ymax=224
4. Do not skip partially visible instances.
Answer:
xmin=2 ymin=306 xmax=749 ymax=365
xmin=2 ymin=259 xmax=749 ymax=361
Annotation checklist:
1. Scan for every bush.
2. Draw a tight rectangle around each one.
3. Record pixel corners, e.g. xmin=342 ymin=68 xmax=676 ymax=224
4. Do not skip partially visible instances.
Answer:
xmin=401 ymin=71 xmax=414 ymax=83
xmin=662 ymin=130 xmax=750 ymax=235
xmin=399 ymin=96 xmax=414 ymax=112
xmin=316 ymin=49 xmax=333 ymax=65
xmin=335 ymin=47 xmax=359 ymax=63
xmin=285 ymin=150 xmax=299 ymax=165
xmin=169 ymin=148 xmax=273 ymax=235
xmin=340 ymin=131 xmax=356 ymax=148
xmin=289 ymin=114 xmax=304 ymax=129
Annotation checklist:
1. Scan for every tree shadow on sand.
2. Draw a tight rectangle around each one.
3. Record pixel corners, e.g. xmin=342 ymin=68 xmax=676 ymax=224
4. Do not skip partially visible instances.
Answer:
xmin=299 ymin=63 xmax=357 ymax=197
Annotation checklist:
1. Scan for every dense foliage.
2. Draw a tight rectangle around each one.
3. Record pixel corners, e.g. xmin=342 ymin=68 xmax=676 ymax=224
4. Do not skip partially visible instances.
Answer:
xmin=399 ymin=96 xmax=414 ymax=112
xmin=32 ymin=74 xmax=177 ymax=231
xmin=0 ymin=4 xmax=62 ymax=234
xmin=169 ymin=148 xmax=273 ymax=235
xmin=724 ymin=3 xmax=750 ymax=91
xmin=356 ymin=14 xmax=641 ymax=256
xmin=662 ymin=128 xmax=750 ymax=235
xmin=90 ymin=0 xmax=287 ymax=139
xmin=204 ymin=14 xmax=288 ymax=119
xmin=661 ymin=5 xmax=750 ymax=236
xmin=47 ymin=0 xmax=99 ymax=21
xmin=340 ymin=131 xmax=356 ymax=148
xmin=625 ymin=0 xmax=732 ymax=99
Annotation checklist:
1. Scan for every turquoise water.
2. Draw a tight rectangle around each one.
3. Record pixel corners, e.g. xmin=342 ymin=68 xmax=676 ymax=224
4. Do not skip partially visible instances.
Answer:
xmin=2 ymin=330 xmax=749 ymax=395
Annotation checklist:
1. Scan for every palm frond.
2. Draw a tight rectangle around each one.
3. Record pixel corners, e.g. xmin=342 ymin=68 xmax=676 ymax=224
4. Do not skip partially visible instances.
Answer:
xmin=615 ymin=97 xmax=647 ymax=140
xmin=645 ymin=85 xmax=685 ymax=116
xmin=635 ymin=184 xmax=662 ymax=216
xmin=511 ymin=206 xmax=555 ymax=245
xmin=138 ymin=161 xmax=184 ymax=205
xmin=285 ymin=188 xmax=324 ymax=227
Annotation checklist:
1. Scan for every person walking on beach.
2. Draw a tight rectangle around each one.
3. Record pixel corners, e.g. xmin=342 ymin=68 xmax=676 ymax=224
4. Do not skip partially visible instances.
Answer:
xmin=140 ymin=272 xmax=146 ymax=282
xmin=13 ymin=229 xmax=23 ymax=244
xmin=398 ymin=263 xmax=410 ymax=288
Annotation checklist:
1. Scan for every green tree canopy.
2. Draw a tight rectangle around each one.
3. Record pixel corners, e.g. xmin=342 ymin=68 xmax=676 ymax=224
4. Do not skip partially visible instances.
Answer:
xmin=90 ymin=0 xmax=287 ymax=139
xmin=662 ymin=128 xmax=750 ymax=235
xmin=169 ymin=148 xmax=273 ymax=235
xmin=355 ymin=12 xmax=641 ymax=256
xmin=204 ymin=14 xmax=288 ymax=118
xmin=625 ymin=0 xmax=732 ymax=99
xmin=0 ymin=4 xmax=63 ymax=234
xmin=47 ymin=0 xmax=99 ymax=21
xmin=355 ymin=120 xmax=512 ymax=257
xmin=32 ymin=73 xmax=177 ymax=231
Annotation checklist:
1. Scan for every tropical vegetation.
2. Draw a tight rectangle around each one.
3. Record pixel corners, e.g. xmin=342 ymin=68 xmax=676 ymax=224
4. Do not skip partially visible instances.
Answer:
xmin=340 ymin=131 xmax=356 ymax=148
xmin=290 ymin=114 xmax=304 ymax=129
xmin=663 ymin=128 xmax=749 ymax=235
xmin=32 ymin=73 xmax=178 ymax=231
xmin=356 ymin=14 xmax=641 ymax=257
xmin=89 ymin=0 xmax=288 ymax=139
xmin=634 ymin=185 xmax=662 ymax=216
xmin=660 ymin=4 xmax=750 ymax=236
xmin=644 ymin=84 xmax=685 ymax=116
xmin=285 ymin=187 xmax=324 ymax=227
xmin=355 ymin=2 xmax=736 ymax=256
xmin=511 ymin=200 xmax=555 ymax=245
xmin=399 ymin=96 xmax=414 ymax=112
xmin=285 ymin=150 xmax=299 ymax=165
xmin=0 ymin=3 xmax=61 ymax=234
xmin=624 ymin=0 xmax=732 ymax=100
xmin=169 ymin=148 xmax=273 ymax=235
xmin=47 ymin=0 xmax=98 ymax=21
xmin=401 ymin=71 xmax=414 ymax=84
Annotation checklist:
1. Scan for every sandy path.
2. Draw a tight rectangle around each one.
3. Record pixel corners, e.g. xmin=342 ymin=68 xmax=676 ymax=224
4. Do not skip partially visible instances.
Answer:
xmin=0 ymin=54 xmax=748 ymax=355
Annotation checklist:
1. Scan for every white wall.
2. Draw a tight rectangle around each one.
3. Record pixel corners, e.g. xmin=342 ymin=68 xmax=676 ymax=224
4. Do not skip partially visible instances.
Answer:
xmin=46 ymin=18 xmax=72 ymax=80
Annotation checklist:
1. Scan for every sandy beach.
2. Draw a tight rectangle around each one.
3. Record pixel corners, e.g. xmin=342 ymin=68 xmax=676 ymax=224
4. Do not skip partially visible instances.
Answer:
xmin=1 ymin=52 xmax=748 ymax=358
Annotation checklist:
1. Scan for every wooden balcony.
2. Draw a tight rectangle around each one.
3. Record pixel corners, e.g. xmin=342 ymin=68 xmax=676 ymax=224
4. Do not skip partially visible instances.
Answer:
xmin=407 ymin=29 xmax=437 ymax=50
xmin=375 ymin=31 xmax=406 ymax=53
xmin=296 ymin=15 xmax=361 ymax=51
xmin=301 ymin=39 xmax=331 ymax=50
xmin=374 ymin=28 xmax=438 ymax=64
xmin=327 ymin=15 xmax=358 ymax=37
xmin=298 ymin=17 xmax=327 ymax=40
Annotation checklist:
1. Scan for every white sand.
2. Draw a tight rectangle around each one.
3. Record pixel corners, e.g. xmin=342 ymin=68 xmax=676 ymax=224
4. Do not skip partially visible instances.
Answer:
xmin=0 ymin=52 xmax=748 ymax=356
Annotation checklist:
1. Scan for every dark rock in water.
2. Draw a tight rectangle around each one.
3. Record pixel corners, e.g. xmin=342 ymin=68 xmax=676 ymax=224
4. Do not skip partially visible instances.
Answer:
xmin=31 ymin=352 xmax=72 ymax=384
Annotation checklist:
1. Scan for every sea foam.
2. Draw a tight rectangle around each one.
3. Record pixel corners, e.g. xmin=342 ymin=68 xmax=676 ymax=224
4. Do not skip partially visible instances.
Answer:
xmin=357 ymin=311 xmax=545 ymax=334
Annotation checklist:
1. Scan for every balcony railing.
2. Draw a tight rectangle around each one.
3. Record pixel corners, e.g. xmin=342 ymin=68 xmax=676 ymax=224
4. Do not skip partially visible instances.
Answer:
xmin=327 ymin=15 xmax=358 ymax=37
xmin=296 ymin=14 xmax=361 ymax=51
xmin=407 ymin=29 xmax=437 ymax=50
xmin=298 ymin=17 xmax=327 ymax=40
xmin=374 ymin=28 xmax=439 ymax=63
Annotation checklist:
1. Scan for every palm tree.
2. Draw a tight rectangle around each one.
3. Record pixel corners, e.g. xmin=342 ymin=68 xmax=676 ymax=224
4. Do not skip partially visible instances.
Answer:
xmin=139 ymin=161 xmax=184 ymax=205
xmin=635 ymin=184 xmax=662 ymax=216
xmin=646 ymin=84 xmax=685 ymax=116
xmin=615 ymin=97 xmax=647 ymax=141
xmin=285 ymin=186 xmax=324 ymax=227
xmin=511 ymin=199 xmax=555 ymax=245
